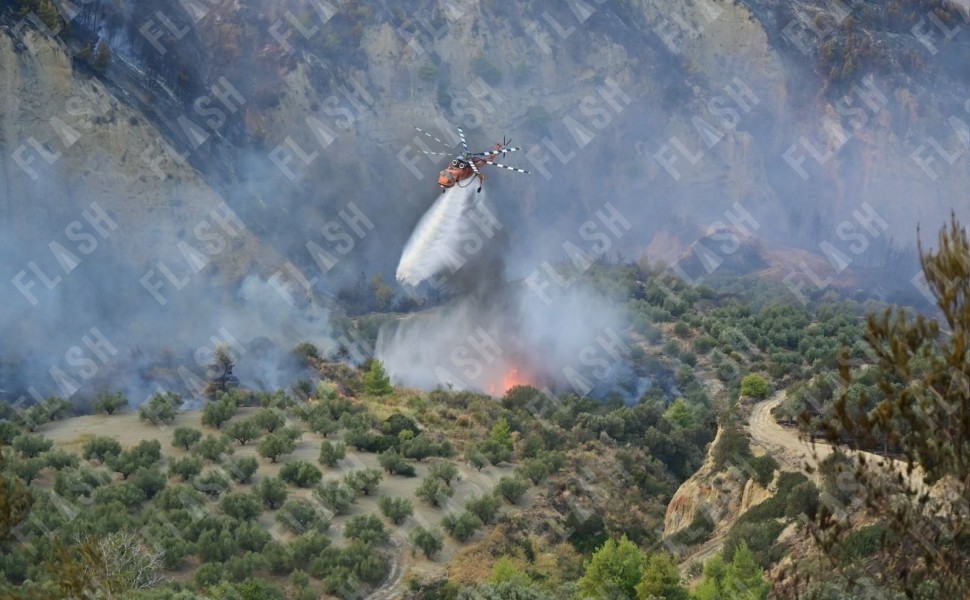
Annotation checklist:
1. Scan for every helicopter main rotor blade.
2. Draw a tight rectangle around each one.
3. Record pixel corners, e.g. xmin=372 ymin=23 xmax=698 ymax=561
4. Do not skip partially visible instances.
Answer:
xmin=484 ymin=162 xmax=530 ymax=174
xmin=456 ymin=126 xmax=470 ymax=154
xmin=419 ymin=150 xmax=452 ymax=156
xmin=476 ymin=147 xmax=522 ymax=157
xmin=413 ymin=126 xmax=452 ymax=149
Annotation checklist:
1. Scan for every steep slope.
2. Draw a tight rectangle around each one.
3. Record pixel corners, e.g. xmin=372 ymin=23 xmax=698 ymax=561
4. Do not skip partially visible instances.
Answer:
xmin=0 ymin=26 xmax=267 ymax=274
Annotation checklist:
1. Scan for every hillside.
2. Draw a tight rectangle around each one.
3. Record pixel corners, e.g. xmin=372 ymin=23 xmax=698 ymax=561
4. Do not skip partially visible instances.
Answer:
xmin=0 ymin=259 xmax=929 ymax=598
xmin=4 ymin=1 xmax=970 ymax=598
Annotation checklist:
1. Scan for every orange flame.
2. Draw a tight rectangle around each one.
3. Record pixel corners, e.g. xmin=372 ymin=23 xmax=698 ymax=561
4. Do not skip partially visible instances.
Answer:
xmin=488 ymin=367 xmax=531 ymax=397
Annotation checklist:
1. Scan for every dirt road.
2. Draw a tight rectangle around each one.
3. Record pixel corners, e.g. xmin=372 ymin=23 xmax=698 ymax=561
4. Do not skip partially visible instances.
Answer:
xmin=747 ymin=391 xmax=833 ymax=471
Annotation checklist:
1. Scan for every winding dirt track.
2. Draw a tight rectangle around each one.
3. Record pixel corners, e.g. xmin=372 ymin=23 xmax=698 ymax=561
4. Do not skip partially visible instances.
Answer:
xmin=368 ymin=535 xmax=406 ymax=600
xmin=680 ymin=391 xmax=827 ymax=570
xmin=747 ymin=391 xmax=834 ymax=471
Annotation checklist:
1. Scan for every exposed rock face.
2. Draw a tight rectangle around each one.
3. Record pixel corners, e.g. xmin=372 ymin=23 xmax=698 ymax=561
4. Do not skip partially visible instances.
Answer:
xmin=5 ymin=1 xmax=970 ymax=280
xmin=664 ymin=426 xmax=774 ymax=548
xmin=664 ymin=428 xmax=743 ymax=538
xmin=0 ymin=26 xmax=269 ymax=277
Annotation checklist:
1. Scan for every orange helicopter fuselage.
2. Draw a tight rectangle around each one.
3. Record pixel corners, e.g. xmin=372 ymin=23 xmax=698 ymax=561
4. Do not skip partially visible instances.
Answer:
xmin=437 ymin=144 xmax=501 ymax=190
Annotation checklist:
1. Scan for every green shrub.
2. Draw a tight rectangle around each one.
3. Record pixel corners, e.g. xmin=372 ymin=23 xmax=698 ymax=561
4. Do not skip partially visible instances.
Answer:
xmin=280 ymin=460 xmax=323 ymax=488
xmin=835 ymin=523 xmax=893 ymax=561
xmin=740 ymin=374 xmax=770 ymax=398
xmin=442 ymin=511 xmax=482 ymax=542
xmin=277 ymin=499 xmax=330 ymax=534
xmin=723 ymin=520 xmax=785 ymax=568
xmin=749 ymin=454 xmax=778 ymax=487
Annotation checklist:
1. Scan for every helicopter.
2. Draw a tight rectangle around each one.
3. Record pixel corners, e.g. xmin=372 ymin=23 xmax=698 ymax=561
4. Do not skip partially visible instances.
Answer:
xmin=414 ymin=125 xmax=530 ymax=193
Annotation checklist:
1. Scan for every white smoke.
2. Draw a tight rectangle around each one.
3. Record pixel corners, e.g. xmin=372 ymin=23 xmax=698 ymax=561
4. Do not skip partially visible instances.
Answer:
xmin=375 ymin=283 xmax=630 ymax=397
xmin=396 ymin=184 xmax=491 ymax=285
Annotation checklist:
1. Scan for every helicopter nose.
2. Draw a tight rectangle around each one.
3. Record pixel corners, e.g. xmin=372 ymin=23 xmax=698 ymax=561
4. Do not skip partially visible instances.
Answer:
xmin=438 ymin=171 xmax=455 ymax=187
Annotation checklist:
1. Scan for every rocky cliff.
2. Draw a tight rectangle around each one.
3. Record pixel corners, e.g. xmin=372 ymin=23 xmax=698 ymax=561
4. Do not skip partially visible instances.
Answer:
xmin=6 ymin=1 xmax=970 ymax=278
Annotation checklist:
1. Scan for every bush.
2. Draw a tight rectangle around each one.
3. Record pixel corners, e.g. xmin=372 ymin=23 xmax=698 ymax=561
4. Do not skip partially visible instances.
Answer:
xmin=220 ymin=492 xmax=262 ymax=521
xmin=465 ymin=494 xmax=502 ymax=524
xmin=263 ymin=541 xmax=294 ymax=575
xmin=252 ymin=408 xmax=285 ymax=433
xmin=319 ymin=441 xmax=346 ymax=467
xmin=194 ymin=470 xmax=231 ymax=499
xmin=92 ymin=392 xmax=127 ymax=415
xmin=45 ymin=449 xmax=79 ymax=470
xmin=835 ymin=523 xmax=892 ymax=561
xmin=344 ymin=514 xmax=389 ymax=544
xmin=192 ymin=434 xmax=234 ymax=462
xmin=258 ymin=432 xmax=296 ymax=463
xmin=365 ymin=360 xmax=393 ymax=396
xmin=197 ymin=528 xmax=238 ymax=563
xmin=202 ymin=400 xmax=237 ymax=429
xmin=517 ymin=459 xmax=550 ymax=484
xmin=225 ymin=456 xmax=259 ymax=483
xmin=256 ymin=476 xmax=288 ymax=509
xmin=723 ymin=520 xmax=785 ymax=568
xmin=155 ymin=483 xmax=206 ymax=511
xmin=0 ymin=421 xmax=19 ymax=445
xmin=172 ymin=427 xmax=202 ymax=450
xmin=382 ymin=413 xmax=420 ymax=437
xmin=110 ymin=439 xmax=161 ymax=478
xmin=225 ymin=418 xmax=261 ymax=445
xmin=277 ymin=499 xmax=330 ymax=534
xmin=310 ymin=415 xmax=339 ymax=437
xmin=428 ymin=461 xmax=459 ymax=485
xmin=280 ymin=460 xmax=323 ymax=488
xmin=467 ymin=450 xmax=488 ymax=471
xmin=195 ymin=562 xmax=225 ymax=587
xmin=693 ymin=335 xmax=716 ymax=355
xmin=480 ymin=440 xmax=512 ymax=465
xmin=13 ymin=434 xmax=53 ymax=458
xmin=343 ymin=468 xmax=383 ymax=496
xmin=712 ymin=420 xmax=751 ymax=470
xmin=740 ymin=374 xmax=770 ymax=398
xmin=344 ymin=429 xmax=396 ymax=453
xmin=224 ymin=552 xmax=269 ymax=583
xmin=785 ymin=480 xmax=820 ymax=518
xmin=237 ymin=520 xmax=271 ymax=552
xmin=378 ymin=450 xmax=416 ymax=476
xmin=314 ymin=480 xmax=356 ymax=514
xmin=416 ymin=476 xmax=453 ymax=507
xmin=168 ymin=456 xmax=203 ymax=481
xmin=442 ymin=511 xmax=482 ymax=542
xmin=378 ymin=496 xmax=413 ymax=525
xmin=495 ymin=476 xmax=529 ymax=504
xmin=10 ymin=457 xmax=45 ymax=484
xmin=749 ymin=454 xmax=778 ymax=487
xmin=129 ymin=466 xmax=167 ymax=499
xmin=410 ymin=526 xmax=443 ymax=559
xmin=401 ymin=434 xmax=445 ymax=461
xmin=139 ymin=392 xmax=181 ymax=425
